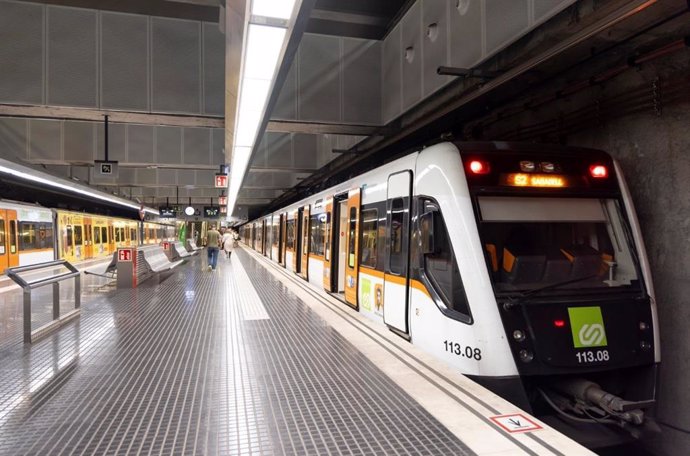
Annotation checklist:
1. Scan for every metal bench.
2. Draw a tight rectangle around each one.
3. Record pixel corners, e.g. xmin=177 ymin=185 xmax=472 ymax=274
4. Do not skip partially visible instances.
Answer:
xmin=83 ymin=252 xmax=118 ymax=278
xmin=172 ymin=241 xmax=192 ymax=258
xmin=186 ymin=239 xmax=203 ymax=252
xmin=140 ymin=245 xmax=184 ymax=273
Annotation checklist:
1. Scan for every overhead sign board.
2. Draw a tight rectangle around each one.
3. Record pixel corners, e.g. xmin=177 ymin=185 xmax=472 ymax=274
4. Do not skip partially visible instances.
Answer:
xmin=159 ymin=207 xmax=176 ymax=218
xmin=220 ymin=206 xmax=227 ymax=214
xmin=91 ymin=160 xmax=119 ymax=183
xmin=204 ymin=206 xmax=220 ymax=218
xmin=215 ymin=174 xmax=228 ymax=188
xmin=218 ymin=196 xmax=227 ymax=205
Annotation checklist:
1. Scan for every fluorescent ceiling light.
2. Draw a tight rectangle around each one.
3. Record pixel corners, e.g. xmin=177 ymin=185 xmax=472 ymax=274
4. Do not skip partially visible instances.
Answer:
xmin=0 ymin=162 xmax=159 ymax=215
xmin=252 ymin=0 xmax=296 ymax=20
xmin=244 ymin=25 xmax=286 ymax=80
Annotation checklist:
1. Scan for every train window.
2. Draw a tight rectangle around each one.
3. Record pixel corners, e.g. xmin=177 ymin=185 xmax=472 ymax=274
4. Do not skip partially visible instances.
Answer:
xmin=421 ymin=199 xmax=471 ymax=319
xmin=102 ymin=227 xmax=108 ymax=243
xmin=302 ymin=216 xmax=309 ymax=256
xmin=0 ymin=220 xmax=5 ymax=254
xmin=94 ymin=227 xmax=101 ymax=244
xmin=120 ymin=228 xmax=126 ymax=242
xmin=22 ymin=222 xmax=36 ymax=250
xmin=361 ymin=209 xmax=378 ymax=268
xmin=74 ymin=226 xmax=83 ymax=245
xmin=324 ymin=213 xmax=331 ymax=261
xmin=66 ymin=225 xmax=73 ymax=247
xmin=272 ymin=222 xmax=279 ymax=247
xmin=309 ymin=214 xmax=327 ymax=256
xmin=348 ymin=207 xmax=356 ymax=268
xmin=389 ymin=198 xmax=404 ymax=274
xmin=130 ymin=228 xmax=136 ymax=242
xmin=85 ymin=225 xmax=91 ymax=244
xmin=286 ymin=220 xmax=295 ymax=249
xmin=37 ymin=223 xmax=50 ymax=249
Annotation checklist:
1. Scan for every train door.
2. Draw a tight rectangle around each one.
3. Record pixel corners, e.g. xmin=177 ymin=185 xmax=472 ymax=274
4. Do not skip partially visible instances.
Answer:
xmin=0 ymin=210 xmax=20 ymax=271
xmin=323 ymin=197 xmax=334 ymax=291
xmin=300 ymin=205 xmax=310 ymax=280
xmin=261 ymin=220 xmax=267 ymax=255
xmin=279 ymin=213 xmax=286 ymax=266
xmin=289 ymin=211 xmax=298 ymax=271
xmin=332 ymin=194 xmax=349 ymax=298
xmin=383 ymin=171 xmax=412 ymax=335
xmin=295 ymin=209 xmax=302 ymax=273
xmin=84 ymin=218 xmax=93 ymax=259
xmin=344 ymin=189 xmax=360 ymax=308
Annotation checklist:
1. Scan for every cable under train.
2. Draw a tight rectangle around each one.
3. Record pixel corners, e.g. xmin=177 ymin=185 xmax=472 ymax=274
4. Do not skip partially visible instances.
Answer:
xmin=241 ymin=141 xmax=659 ymax=447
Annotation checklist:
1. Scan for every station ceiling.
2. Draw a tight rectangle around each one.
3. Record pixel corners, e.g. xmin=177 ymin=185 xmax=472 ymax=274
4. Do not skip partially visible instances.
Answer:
xmin=0 ymin=0 xmax=688 ymax=220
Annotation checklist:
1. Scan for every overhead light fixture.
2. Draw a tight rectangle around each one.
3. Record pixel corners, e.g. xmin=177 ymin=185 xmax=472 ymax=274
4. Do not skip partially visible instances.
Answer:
xmin=227 ymin=5 xmax=297 ymax=217
xmin=0 ymin=159 xmax=159 ymax=215
xmin=251 ymin=0 xmax=297 ymax=20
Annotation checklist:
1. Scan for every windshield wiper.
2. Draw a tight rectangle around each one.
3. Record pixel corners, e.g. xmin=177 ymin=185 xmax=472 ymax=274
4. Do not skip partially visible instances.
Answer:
xmin=503 ymin=274 xmax=599 ymax=309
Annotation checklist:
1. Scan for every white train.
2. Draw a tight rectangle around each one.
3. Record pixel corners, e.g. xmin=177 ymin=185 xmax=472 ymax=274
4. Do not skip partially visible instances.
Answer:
xmin=242 ymin=141 xmax=659 ymax=447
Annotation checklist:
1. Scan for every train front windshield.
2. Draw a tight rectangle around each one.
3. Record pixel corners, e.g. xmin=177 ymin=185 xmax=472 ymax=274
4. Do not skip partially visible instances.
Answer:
xmin=478 ymin=196 xmax=640 ymax=293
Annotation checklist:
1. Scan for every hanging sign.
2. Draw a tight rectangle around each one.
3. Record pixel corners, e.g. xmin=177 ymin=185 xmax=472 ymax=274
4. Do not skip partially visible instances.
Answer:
xmin=215 ymin=174 xmax=228 ymax=188
xmin=218 ymin=196 xmax=227 ymax=205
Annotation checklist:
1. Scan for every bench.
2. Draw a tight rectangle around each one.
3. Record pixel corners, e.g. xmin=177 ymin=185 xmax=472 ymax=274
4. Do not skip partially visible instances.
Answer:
xmin=84 ymin=252 xmax=118 ymax=278
xmin=186 ymin=239 xmax=203 ymax=252
xmin=140 ymin=245 xmax=184 ymax=273
xmin=174 ymin=241 xmax=194 ymax=257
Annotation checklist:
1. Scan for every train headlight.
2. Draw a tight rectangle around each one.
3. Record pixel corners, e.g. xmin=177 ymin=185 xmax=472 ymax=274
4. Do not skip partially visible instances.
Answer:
xmin=640 ymin=341 xmax=651 ymax=351
xmin=518 ymin=349 xmax=534 ymax=363
xmin=639 ymin=322 xmax=649 ymax=331
xmin=512 ymin=330 xmax=526 ymax=342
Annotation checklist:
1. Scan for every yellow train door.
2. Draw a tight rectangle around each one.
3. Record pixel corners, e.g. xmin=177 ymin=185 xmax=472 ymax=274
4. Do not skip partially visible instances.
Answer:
xmin=0 ymin=210 xmax=20 ymax=271
xmin=84 ymin=217 xmax=93 ymax=259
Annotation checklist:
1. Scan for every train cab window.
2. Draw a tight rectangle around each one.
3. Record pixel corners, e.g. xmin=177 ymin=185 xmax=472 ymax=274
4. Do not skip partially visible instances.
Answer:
xmin=478 ymin=197 xmax=640 ymax=293
xmin=420 ymin=199 xmax=471 ymax=320
xmin=74 ymin=226 xmax=83 ymax=245
xmin=0 ymin=220 xmax=5 ymax=254
xmin=389 ymin=199 xmax=404 ymax=275
xmin=348 ymin=207 xmax=356 ymax=268
xmin=361 ymin=209 xmax=378 ymax=268
xmin=286 ymin=220 xmax=295 ymax=249
xmin=309 ymin=214 xmax=327 ymax=256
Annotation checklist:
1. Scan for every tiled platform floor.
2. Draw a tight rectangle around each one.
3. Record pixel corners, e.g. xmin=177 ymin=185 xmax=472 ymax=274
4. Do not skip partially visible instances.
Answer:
xmin=0 ymin=250 xmax=475 ymax=455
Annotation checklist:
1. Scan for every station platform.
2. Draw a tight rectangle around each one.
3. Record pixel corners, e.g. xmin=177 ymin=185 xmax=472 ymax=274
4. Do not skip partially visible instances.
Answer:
xmin=0 ymin=247 xmax=593 ymax=455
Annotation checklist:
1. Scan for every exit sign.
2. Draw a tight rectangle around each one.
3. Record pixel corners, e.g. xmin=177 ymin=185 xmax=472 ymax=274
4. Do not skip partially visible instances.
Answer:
xmin=215 ymin=174 xmax=228 ymax=188
xmin=118 ymin=248 xmax=132 ymax=262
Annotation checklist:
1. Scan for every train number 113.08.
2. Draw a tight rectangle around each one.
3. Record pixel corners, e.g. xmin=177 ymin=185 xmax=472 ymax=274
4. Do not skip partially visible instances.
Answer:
xmin=443 ymin=340 xmax=482 ymax=361
xmin=575 ymin=350 xmax=609 ymax=364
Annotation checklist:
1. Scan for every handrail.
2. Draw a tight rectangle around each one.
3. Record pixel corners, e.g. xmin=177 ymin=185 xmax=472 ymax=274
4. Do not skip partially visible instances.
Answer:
xmin=5 ymin=259 xmax=81 ymax=344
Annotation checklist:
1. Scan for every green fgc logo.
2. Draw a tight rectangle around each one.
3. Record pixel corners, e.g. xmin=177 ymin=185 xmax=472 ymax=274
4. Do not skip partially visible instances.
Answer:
xmin=568 ymin=307 xmax=608 ymax=348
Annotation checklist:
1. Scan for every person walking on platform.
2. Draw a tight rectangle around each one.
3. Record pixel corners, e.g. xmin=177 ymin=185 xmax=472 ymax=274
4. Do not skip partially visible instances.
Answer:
xmin=206 ymin=225 xmax=221 ymax=270
xmin=222 ymin=228 xmax=234 ymax=259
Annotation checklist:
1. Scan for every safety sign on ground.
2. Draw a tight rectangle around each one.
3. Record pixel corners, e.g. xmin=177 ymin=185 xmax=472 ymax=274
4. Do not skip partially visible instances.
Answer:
xmin=489 ymin=414 xmax=543 ymax=433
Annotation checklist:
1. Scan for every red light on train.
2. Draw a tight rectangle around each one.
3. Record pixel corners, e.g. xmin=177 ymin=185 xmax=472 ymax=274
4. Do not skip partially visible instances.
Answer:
xmin=469 ymin=160 xmax=490 ymax=175
xmin=554 ymin=319 xmax=566 ymax=328
xmin=589 ymin=165 xmax=608 ymax=178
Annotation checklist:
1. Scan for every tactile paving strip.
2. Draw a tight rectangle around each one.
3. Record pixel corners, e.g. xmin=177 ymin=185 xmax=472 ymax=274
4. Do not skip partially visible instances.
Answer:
xmin=0 ymin=252 xmax=473 ymax=455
